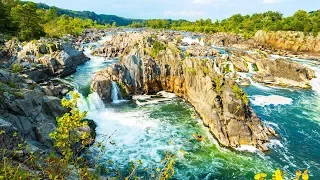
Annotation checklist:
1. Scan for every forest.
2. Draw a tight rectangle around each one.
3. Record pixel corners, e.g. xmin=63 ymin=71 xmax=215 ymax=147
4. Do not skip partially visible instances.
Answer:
xmin=1 ymin=0 xmax=319 ymax=41
xmin=129 ymin=10 xmax=320 ymax=38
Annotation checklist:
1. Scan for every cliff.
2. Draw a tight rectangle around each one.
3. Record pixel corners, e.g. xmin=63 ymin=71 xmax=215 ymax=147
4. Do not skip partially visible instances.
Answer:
xmin=255 ymin=30 xmax=320 ymax=53
xmin=91 ymin=33 xmax=278 ymax=151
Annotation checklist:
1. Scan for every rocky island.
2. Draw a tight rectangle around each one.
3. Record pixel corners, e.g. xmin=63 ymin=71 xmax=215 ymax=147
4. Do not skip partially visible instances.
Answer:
xmin=0 ymin=1 xmax=319 ymax=179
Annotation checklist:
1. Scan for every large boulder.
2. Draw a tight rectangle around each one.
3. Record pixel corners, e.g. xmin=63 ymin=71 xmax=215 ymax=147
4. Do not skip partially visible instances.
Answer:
xmin=253 ymin=58 xmax=315 ymax=88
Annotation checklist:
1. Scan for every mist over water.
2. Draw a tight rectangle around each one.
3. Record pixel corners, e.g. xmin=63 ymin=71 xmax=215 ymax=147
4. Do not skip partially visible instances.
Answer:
xmin=66 ymin=35 xmax=320 ymax=179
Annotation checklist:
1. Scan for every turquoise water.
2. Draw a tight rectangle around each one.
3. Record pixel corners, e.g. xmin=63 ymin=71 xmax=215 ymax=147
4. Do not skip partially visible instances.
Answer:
xmin=68 ymin=37 xmax=320 ymax=179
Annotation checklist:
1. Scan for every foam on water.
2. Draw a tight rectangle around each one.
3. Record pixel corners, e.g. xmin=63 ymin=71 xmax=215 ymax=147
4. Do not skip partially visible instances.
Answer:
xmin=235 ymin=145 xmax=258 ymax=153
xmin=250 ymin=95 xmax=293 ymax=106
xmin=182 ymin=37 xmax=203 ymax=46
xmin=133 ymin=91 xmax=177 ymax=106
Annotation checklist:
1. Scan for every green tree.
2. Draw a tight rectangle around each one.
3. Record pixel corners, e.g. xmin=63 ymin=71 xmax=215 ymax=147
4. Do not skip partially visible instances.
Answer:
xmin=10 ymin=2 xmax=45 ymax=41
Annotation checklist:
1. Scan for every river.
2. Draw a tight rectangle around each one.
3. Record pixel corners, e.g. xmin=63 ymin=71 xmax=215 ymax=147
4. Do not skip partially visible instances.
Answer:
xmin=65 ymin=33 xmax=320 ymax=179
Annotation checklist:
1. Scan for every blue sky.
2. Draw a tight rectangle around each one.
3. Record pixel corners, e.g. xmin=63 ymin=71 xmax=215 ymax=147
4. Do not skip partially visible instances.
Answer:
xmin=30 ymin=0 xmax=320 ymax=21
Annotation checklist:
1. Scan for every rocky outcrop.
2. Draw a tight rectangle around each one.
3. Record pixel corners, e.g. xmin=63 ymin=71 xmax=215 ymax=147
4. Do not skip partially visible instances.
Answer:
xmin=91 ymin=33 xmax=277 ymax=151
xmin=204 ymin=32 xmax=248 ymax=47
xmin=255 ymin=30 xmax=320 ymax=53
xmin=229 ymin=55 xmax=249 ymax=72
xmin=0 ymin=39 xmax=89 ymax=82
xmin=93 ymin=32 xmax=146 ymax=57
xmin=253 ymin=58 xmax=315 ymax=88
xmin=0 ymin=69 xmax=67 ymax=148
xmin=186 ymin=44 xmax=220 ymax=57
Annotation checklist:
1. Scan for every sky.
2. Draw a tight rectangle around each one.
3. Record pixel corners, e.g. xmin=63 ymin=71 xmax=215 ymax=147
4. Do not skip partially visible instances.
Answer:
xmin=29 ymin=0 xmax=320 ymax=21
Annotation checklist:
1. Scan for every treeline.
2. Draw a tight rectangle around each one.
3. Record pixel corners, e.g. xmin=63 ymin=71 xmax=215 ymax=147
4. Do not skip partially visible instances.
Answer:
xmin=0 ymin=0 xmax=112 ymax=41
xmin=36 ymin=3 xmax=138 ymax=26
xmin=129 ymin=10 xmax=320 ymax=38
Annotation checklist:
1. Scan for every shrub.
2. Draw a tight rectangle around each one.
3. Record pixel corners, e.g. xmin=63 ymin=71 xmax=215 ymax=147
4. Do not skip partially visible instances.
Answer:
xmin=213 ymin=77 xmax=222 ymax=94
xmin=232 ymin=84 xmax=249 ymax=105
xmin=252 ymin=63 xmax=259 ymax=71
xmin=224 ymin=64 xmax=232 ymax=74
xmin=12 ymin=63 xmax=23 ymax=73
xmin=203 ymin=67 xmax=210 ymax=75
xmin=150 ymin=40 xmax=166 ymax=58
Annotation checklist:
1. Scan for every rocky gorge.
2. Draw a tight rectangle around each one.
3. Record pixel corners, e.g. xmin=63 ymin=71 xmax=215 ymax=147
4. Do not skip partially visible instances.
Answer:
xmin=90 ymin=32 xmax=286 ymax=151
xmin=1 ymin=27 xmax=320 ymax=178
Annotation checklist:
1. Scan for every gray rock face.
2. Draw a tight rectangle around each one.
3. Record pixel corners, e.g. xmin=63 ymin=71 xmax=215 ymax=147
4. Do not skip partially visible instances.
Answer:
xmin=253 ymin=58 xmax=315 ymax=88
xmin=0 ymin=39 xmax=89 ymax=82
xmin=0 ymin=70 xmax=67 ymax=148
xmin=91 ymin=33 xmax=277 ymax=151
xmin=0 ymin=118 xmax=22 ymax=150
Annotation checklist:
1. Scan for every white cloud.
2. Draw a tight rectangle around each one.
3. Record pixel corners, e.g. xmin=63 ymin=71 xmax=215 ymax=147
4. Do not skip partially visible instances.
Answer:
xmin=192 ymin=0 xmax=216 ymax=4
xmin=164 ymin=10 xmax=205 ymax=17
xmin=262 ymin=0 xmax=282 ymax=4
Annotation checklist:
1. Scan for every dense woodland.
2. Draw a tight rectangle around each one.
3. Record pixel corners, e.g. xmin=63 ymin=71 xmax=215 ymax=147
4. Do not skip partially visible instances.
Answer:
xmin=0 ymin=0 xmax=319 ymax=41
xmin=129 ymin=10 xmax=320 ymax=38
xmin=0 ymin=0 xmax=111 ymax=41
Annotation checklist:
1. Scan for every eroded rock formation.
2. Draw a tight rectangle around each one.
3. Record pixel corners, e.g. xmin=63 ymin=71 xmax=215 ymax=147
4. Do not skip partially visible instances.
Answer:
xmin=91 ymin=33 xmax=278 ymax=151
xmin=255 ymin=30 xmax=320 ymax=53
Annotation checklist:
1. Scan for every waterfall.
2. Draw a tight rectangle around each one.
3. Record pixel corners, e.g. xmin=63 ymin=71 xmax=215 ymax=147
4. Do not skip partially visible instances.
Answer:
xmin=76 ymin=91 xmax=105 ymax=112
xmin=77 ymin=93 xmax=89 ymax=112
xmin=111 ymin=81 xmax=123 ymax=103
xmin=199 ymin=38 xmax=205 ymax=46
xmin=310 ymin=66 xmax=320 ymax=94
xmin=87 ymin=92 xmax=105 ymax=110
xmin=247 ymin=62 xmax=254 ymax=73
xmin=214 ymin=61 xmax=221 ymax=74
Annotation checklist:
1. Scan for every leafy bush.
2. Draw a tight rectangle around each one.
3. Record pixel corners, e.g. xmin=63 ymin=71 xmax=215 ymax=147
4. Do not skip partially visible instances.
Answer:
xmin=252 ymin=63 xmax=259 ymax=71
xmin=232 ymin=84 xmax=249 ymax=105
xmin=151 ymin=40 xmax=166 ymax=58
xmin=12 ymin=63 xmax=23 ymax=73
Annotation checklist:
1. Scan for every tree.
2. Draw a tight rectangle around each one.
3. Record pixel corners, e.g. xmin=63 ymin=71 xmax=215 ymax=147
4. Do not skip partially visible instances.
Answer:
xmin=10 ymin=2 xmax=45 ymax=41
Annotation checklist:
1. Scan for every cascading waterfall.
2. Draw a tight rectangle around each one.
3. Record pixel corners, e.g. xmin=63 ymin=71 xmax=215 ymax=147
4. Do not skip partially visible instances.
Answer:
xmin=111 ymin=81 xmax=123 ymax=103
xmin=199 ymin=38 xmax=205 ymax=46
xmin=247 ymin=62 xmax=254 ymax=73
xmin=76 ymin=92 xmax=105 ymax=112
xmin=214 ymin=61 xmax=221 ymax=74
xmin=87 ymin=92 xmax=105 ymax=110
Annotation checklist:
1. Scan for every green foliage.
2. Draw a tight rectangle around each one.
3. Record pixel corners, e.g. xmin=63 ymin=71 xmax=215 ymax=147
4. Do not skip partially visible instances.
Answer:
xmin=254 ymin=169 xmax=309 ymax=180
xmin=203 ymin=67 xmax=210 ymax=75
xmin=252 ymin=63 xmax=259 ymax=71
xmin=0 ymin=1 xmax=111 ymax=41
xmin=232 ymin=84 xmax=249 ymax=105
xmin=12 ymin=63 xmax=23 ymax=73
xmin=186 ymin=67 xmax=197 ymax=75
xmin=127 ymin=10 xmax=320 ymax=37
xmin=150 ymin=40 xmax=166 ymax=58
xmin=50 ymin=91 xmax=89 ymax=162
xmin=224 ymin=64 xmax=232 ymax=74
xmin=36 ymin=2 xmax=137 ymax=26
xmin=10 ymin=2 xmax=45 ymax=41
xmin=0 ymin=157 xmax=34 ymax=180
xmin=213 ymin=77 xmax=222 ymax=94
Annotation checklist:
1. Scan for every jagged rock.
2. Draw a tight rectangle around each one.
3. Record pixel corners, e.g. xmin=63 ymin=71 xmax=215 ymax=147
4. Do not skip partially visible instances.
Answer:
xmin=229 ymin=55 xmax=249 ymax=72
xmin=91 ymin=33 xmax=277 ymax=151
xmin=0 ymin=118 xmax=22 ymax=150
xmin=0 ymin=70 xmax=68 ymax=148
xmin=186 ymin=44 xmax=220 ymax=57
xmin=253 ymin=58 xmax=315 ymax=88
xmin=255 ymin=30 xmax=320 ymax=53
